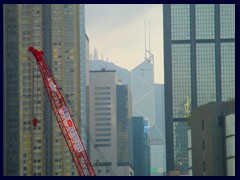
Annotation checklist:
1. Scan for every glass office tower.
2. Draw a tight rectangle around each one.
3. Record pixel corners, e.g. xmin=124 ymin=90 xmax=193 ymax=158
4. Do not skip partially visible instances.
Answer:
xmin=163 ymin=4 xmax=235 ymax=175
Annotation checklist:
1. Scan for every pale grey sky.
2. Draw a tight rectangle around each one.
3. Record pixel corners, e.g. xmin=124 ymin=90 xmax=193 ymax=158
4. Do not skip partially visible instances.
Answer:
xmin=85 ymin=4 xmax=164 ymax=84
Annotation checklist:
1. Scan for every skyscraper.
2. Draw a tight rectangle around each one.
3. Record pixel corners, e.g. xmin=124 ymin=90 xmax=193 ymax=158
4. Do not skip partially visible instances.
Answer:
xmin=89 ymin=70 xmax=133 ymax=176
xmin=132 ymin=117 xmax=150 ymax=176
xmin=117 ymin=85 xmax=133 ymax=169
xmin=4 ymin=4 xmax=88 ymax=176
xmin=131 ymin=55 xmax=165 ymax=176
xmin=4 ymin=5 xmax=20 ymax=175
xmin=163 ymin=4 xmax=235 ymax=175
xmin=131 ymin=59 xmax=155 ymax=129
xmin=151 ymin=84 xmax=166 ymax=176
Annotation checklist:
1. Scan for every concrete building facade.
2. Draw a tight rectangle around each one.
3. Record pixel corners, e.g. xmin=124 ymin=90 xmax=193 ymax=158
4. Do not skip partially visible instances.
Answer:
xmin=190 ymin=102 xmax=235 ymax=176
xmin=89 ymin=70 xmax=133 ymax=176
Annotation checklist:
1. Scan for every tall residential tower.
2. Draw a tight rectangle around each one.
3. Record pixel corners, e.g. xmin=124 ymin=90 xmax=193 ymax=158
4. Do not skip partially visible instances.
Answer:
xmin=4 ymin=4 xmax=88 ymax=176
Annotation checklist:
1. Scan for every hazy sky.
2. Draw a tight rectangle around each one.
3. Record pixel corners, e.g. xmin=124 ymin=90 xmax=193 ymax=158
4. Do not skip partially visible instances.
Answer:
xmin=85 ymin=4 xmax=164 ymax=84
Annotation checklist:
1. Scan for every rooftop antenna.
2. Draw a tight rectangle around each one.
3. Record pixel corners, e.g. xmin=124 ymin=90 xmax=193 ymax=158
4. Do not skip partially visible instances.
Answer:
xmin=149 ymin=20 xmax=151 ymax=54
xmin=144 ymin=19 xmax=147 ymax=60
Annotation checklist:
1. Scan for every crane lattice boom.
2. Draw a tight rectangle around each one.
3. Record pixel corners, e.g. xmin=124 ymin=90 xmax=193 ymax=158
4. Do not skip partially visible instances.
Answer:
xmin=28 ymin=46 xmax=96 ymax=176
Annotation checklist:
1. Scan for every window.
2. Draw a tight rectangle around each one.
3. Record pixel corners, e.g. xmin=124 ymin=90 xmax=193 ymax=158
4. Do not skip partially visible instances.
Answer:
xmin=95 ymin=112 xmax=111 ymax=116
xmin=95 ymin=102 xmax=110 ymax=106
xmin=95 ymin=92 xmax=110 ymax=95
xmin=95 ymin=133 xmax=111 ymax=137
xmin=95 ymin=87 xmax=110 ymax=90
xmin=202 ymin=140 xmax=205 ymax=151
xmin=95 ymin=97 xmax=111 ymax=101
xmin=96 ymin=144 xmax=111 ymax=147
xmin=95 ymin=123 xmax=111 ymax=126
xmin=95 ymin=118 xmax=111 ymax=121
xmin=202 ymin=119 xmax=204 ymax=130
xmin=95 ymin=107 xmax=111 ymax=111
xmin=95 ymin=128 xmax=111 ymax=131
xmin=95 ymin=139 xmax=111 ymax=142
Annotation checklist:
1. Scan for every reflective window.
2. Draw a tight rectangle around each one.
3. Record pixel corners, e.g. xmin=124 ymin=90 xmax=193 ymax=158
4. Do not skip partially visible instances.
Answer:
xmin=171 ymin=4 xmax=190 ymax=40
xmin=196 ymin=4 xmax=215 ymax=39
xmin=221 ymin=42 xmax=235 ymax=101
xmin=196 ymin=43 xmax=216 ymax=106
xmin=173 ymin=122 xmax=189 ymax=174
xmin=220 ymin=4 xmax=235 ymax=39
xmin=172 ymin=44 xmax=191 ymax=118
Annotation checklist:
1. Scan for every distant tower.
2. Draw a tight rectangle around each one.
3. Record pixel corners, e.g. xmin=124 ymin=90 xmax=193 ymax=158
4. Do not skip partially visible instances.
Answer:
xmin=131 ymin=19 xmax=156 ymax=176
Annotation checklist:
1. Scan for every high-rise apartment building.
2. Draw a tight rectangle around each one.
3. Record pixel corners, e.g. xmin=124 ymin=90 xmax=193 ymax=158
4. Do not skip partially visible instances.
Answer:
xmin=163 ymin=4 xmax=235 ymax=175
xmin=89 ymin=70 xmax=133 ymax=176
xmin=4 ymin=4 xmax=88 ymax=176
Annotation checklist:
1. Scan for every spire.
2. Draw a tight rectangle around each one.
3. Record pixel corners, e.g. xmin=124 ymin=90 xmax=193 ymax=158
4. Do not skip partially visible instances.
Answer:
xmin=144 ymin=20 xmax=154 ymax=63
xmin=149 ymin=20 xmax=151 ymax=55
xmin=144 ymin=19 xmax=147 ymax=60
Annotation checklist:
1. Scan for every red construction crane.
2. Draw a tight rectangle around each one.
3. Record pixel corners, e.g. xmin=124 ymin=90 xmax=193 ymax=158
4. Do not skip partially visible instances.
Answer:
xmin=28 ymin=46 xmax=96 ymax=176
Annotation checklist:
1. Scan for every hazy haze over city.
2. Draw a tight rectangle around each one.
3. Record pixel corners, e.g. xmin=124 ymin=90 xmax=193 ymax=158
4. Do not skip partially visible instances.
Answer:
xmin=85 ymin=4 xmax=164 ymax=84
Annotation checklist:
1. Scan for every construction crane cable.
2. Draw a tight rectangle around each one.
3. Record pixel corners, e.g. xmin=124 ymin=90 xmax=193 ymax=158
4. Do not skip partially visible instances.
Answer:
xmin=64 ymin=96 xmax=115 ymax=176
xmin=42 ymin=54 xmax=115 ymax=176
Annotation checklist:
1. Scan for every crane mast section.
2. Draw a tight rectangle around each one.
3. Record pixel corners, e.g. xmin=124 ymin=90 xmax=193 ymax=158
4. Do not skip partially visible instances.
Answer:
xmin=28 ymin=47 xmax=96 ymax=176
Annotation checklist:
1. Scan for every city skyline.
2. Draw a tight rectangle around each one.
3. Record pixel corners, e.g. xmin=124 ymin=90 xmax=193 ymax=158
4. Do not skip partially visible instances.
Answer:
xmin=3 ymin=3 xmax=235 ymax=176
xmin=85 ymin=4 xmax=164 ymax=84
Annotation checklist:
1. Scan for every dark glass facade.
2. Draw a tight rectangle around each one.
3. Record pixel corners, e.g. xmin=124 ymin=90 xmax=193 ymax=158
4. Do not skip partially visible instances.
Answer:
xmin=117 ymin=85 xmax=133 ymax=167
xmin=163 ymin=4 xmax=235 ymax=175
xmin=132 ymin=117 xmax=150 ymax=176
